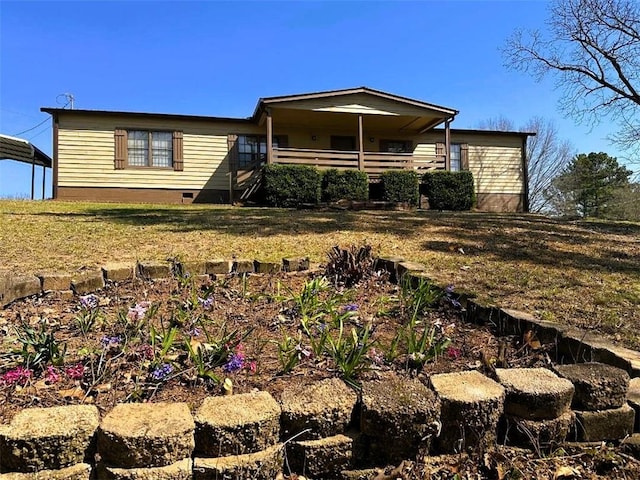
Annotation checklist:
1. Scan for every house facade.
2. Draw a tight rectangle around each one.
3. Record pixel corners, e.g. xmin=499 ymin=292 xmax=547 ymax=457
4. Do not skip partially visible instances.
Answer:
xmin=42 ymin=87 xmax=532 ymax=212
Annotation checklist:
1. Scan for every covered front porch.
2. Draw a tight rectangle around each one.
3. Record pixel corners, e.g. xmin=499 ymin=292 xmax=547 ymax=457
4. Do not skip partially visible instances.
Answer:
xmin=232 ymin=87 xmax=459 ymax=197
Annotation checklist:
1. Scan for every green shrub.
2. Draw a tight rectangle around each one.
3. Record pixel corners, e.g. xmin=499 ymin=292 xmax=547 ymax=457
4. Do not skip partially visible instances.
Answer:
xmin=322 ymin=169 xmax=369 ymax=202
xmin=263 ymin=164 xmax=322 ymax=207
xmin=380 ymin=170 xmax=419 ymax=205
xmin=421 ymin=171 xmax=475 ymax=211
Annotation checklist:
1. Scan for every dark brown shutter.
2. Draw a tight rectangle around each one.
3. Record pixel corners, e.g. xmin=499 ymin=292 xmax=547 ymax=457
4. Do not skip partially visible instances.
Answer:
xmin=227 ymin=134 xmax=238 ymax=170
xmin=460 ymin=143 xmax=469 ymax=170
xmin=435 ymin=142 xmax=445 ymax=158
xmin=404 ymin=141 xmax=414 ymax=153
xmin=379 ymin=140 xmax=389 ymax=152
xmin=173 ymin=131 xmax=184 ymax=171
xmin=114 ymin=129 xmax=127 ymax=169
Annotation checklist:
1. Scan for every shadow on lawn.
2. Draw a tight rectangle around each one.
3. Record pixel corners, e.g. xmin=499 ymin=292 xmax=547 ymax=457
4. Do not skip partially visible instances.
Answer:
xmin=423 ymin=215 xmax=640 ymax=276
xmin=29 ymin=205 xmax=640 ymax=277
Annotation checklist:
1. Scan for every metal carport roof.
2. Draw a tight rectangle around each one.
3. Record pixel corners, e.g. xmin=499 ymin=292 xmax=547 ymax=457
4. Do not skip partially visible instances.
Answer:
xmin=0 ymin=134 xmax=52 ymax=167
xmin=0 ymin=134 xmax=52 ymax=199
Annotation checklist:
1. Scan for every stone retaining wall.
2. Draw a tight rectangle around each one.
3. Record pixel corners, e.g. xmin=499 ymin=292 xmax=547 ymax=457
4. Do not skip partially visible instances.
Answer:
xmin=1 ymin=256 xmax=640 ymax=478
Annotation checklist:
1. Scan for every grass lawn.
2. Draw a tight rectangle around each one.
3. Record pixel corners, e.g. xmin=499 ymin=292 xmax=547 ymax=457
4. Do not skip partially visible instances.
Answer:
xmin=1 ymin=199 xmax=639 ymax=348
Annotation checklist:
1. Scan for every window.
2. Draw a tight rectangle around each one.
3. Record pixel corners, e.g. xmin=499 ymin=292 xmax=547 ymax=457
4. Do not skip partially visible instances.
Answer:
xmin=380 ymin=140 xmax=413 ymax=153
xmin=237 ymin=135 xmax=283 ymax=168
xmin=114 ymin=129 xmax=183 ymax=171
xmin=450 ymin=144 xmax=461 ymax=171
xmin=127 ymin=131 xmax=173 ymax=168
xmin=330 ymin=136 xmax=357 ymax=151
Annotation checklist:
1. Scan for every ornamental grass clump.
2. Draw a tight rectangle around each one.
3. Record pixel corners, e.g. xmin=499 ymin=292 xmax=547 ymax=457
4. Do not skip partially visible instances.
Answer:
xmin=325 ymin=244 xmax=377 ymax=287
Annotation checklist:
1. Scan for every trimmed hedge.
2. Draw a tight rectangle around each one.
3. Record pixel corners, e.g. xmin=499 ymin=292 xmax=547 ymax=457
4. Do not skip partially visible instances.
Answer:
xmin=380 ymin=170 xmax=419 ymax=206
xmin=421 ymin=171 xmax=475 ymax=211
xmin=263 ymin=164 xmax=322 ymax=207
xmin=322 ymin=169 xmax=369 ymax=202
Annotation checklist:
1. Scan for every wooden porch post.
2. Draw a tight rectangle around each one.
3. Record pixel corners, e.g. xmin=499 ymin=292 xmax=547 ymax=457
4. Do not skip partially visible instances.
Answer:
xmin=42 ymin=165 xmax=46 ymax=199
xmin=358 ymin=114 xmax=364 ymax=171
xmin=444 ymin=118 xmax=451 ymax=171
xmin=266 ymin=108 xmax=273 ymax=165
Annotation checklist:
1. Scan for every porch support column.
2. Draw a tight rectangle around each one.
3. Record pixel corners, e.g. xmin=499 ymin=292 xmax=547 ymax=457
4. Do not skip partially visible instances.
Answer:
xmin=444 ymin=118 xmax=451 ymax=171
xmin=31 ymin=154 xmax=35 ymax=200
xmin=42 ymin=166 xmax=46 ymax=200
xmin=358 ymin=114 xmax=364 ymax=171
xmin=266 ymin=108 xmax=273 ymax=165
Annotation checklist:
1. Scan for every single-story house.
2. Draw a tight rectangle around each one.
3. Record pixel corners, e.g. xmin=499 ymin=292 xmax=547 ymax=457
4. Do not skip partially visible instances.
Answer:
xmin=41 ymin=87 xmax=533 ymax=212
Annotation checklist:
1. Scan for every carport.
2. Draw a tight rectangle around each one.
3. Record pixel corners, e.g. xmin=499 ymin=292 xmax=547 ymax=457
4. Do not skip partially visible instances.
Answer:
xmin=0 ymin=134 xmax=52 ymax=199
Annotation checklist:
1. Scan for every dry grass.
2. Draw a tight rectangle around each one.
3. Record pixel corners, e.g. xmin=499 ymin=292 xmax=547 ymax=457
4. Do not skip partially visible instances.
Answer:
xmin=1 ymin=200 xmax=639 ymax=348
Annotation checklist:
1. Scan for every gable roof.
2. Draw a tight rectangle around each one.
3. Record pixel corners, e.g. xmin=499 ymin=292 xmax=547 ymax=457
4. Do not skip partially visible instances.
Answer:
xmin=253 ymin=86 xmax=458 ymax=118
xmin=0 ymin=134 xmax=52 ymax=168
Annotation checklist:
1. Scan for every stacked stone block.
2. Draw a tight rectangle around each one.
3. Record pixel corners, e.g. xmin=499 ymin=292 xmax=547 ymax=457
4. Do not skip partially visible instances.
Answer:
xmin=193 ymin=391 xmax=283 ymax=480
xmin=279 ymin=378 xmax=358 ymax=478
xmin=554 ymin=362 xmax=635 ymax=442
xmin=96 ymin=402 xmax=194 ymax=479
xmin=0 ymin=405 xmax=98 ymax=478
xmin=358 ymin=373 xmax=441 ymax=466
xmin=429 ymin=370 xmax=505 ymax=454
xmin=496 ymin=368 xmax=575 ymax=450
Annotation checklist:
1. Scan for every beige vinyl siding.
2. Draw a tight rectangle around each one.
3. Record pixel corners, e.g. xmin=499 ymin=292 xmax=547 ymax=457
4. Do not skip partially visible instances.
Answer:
xmin=467 ymin=145 xmax=523 ymax=194
xmin=277 ymin=93 xmax=438 ymax=117
xmin=422 ymin=132 xmax=524 ymax=195
xmin=56 ymin=114 xmax=261 ymax=191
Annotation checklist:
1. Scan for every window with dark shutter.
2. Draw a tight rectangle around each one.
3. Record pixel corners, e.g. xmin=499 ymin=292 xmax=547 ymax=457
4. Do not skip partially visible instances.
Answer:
xmin=119 ymin=129 xmax=177 ymax=168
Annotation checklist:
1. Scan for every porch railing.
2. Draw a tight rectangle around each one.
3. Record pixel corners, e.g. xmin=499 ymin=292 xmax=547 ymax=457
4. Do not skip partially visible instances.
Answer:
xmin=272 ymin=148 xmax=445 ymax=177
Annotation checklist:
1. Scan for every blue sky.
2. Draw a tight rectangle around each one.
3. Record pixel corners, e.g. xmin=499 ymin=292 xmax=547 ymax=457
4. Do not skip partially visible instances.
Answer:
xmin=0 ymin=0 xmax=632 ymax=198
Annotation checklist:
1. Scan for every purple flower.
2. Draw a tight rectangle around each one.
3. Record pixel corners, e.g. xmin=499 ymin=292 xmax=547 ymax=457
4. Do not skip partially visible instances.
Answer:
xmin=222 ymin=354 xmax=245 ymax=373
xmin=342 ymin=304 xmax=359 ymax=312
xmin=198 ymin=296 xmax=214 ymax=309
xmin=0 ymin=366 xmax=33 ymax=385
xmin=445 ymin=285 xmax=455 ymax=294
xmin=188 ymin=327 xmax=202 ymax=337
xmin=80 ymin=294 xmax=99 ymax=310
xmin=450 ymin=298 xmax=462 ymax=309
xmin=151 ymin=363 xmax=173 ymax=381
xmin=101 ymin=335 xmax=123 ymax=347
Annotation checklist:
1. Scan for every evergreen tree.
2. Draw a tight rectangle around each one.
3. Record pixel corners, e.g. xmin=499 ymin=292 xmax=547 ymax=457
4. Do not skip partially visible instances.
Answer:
xmin=549 ymin=152 xmax=632 ymax=217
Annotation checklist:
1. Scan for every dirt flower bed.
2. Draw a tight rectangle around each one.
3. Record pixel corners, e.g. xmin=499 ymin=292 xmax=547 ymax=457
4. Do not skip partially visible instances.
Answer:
xmin=0 ymin=256 xmax=540 ymax=424
xmin=1 ymin=252 xmax=640 ymax=479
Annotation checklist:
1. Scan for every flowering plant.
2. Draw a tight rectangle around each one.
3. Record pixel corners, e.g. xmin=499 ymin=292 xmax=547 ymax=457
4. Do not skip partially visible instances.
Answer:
xmin=0 ymin=366 xmax=33 ymax=386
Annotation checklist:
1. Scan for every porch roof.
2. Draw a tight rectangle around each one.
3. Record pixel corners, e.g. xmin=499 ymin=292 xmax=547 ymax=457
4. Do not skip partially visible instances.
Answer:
xmin=253 ymin=87 xmax=458 ymax=133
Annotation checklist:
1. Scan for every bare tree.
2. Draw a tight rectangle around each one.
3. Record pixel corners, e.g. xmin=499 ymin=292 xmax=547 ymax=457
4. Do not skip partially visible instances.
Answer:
xmin=503 ymin=0 xmax=640 ymax=156
xmin=478 ymin=116 xmax=574 ymax=213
